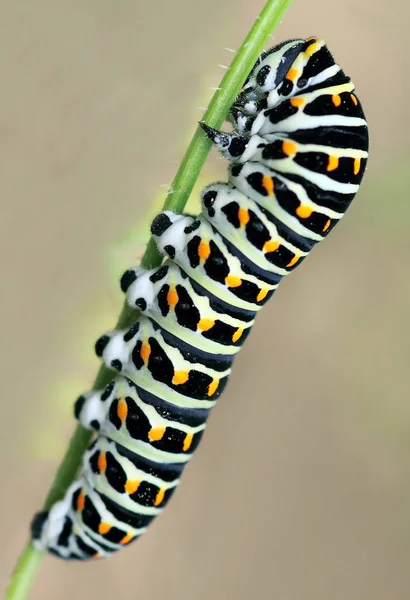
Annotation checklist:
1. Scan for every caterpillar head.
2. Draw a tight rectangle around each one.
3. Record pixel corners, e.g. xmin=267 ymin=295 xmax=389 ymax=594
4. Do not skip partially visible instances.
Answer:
xmin=242 ymin=38 xmax=314 ymax=97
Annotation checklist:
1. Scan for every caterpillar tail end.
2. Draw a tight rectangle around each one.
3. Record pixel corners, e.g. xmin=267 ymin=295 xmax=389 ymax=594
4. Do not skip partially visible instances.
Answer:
xmin=30 ymin=508 xmax=72 ymax=559
xmin=30 ymin=484 xmax=108 ymax=561
xmin=30 ymin=506 xmax=71 ymax=559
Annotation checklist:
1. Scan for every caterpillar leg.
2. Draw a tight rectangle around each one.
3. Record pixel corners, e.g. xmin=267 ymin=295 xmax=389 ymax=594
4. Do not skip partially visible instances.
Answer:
xmin=227 ymin=108 xmax=254 ymax=134
xmin=73 ymin=379 xmax=119 ymax=432
xmin=199 ymin=122 xmax=249 ymax=160
xmin=228 ymin=96 xmax=267 ymax=133
xmin=199 ymin=122 xmax=265 ymax=164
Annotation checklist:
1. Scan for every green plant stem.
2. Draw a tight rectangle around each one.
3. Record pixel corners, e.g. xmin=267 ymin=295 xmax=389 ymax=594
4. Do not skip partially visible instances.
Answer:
xmin=5 ymin=1 xmax=291 ymax=598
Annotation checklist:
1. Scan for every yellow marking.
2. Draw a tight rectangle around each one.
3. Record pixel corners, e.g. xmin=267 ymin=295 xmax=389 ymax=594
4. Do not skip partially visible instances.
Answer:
xmin=120 ymin=533 xmax=133 ymax=545
xmin=117 ymin=397 xmax=128 ymax=421
xmin=354 ymin=157 xmax=361 ymax=175
xmin=327 ymin=156 xmax=339 ymax=171
xmin=323 ymin=219 xmax=331 ymax=232
xmin=306 ymin=36 xmax=318 ymax=42
xmin=154 ymin=488 xmax=165 ymax=507
xmin=263 ymin=240 xmax=280 ymax=253
xmin=125 ymin=479 xmax=140 ymax=494
xmin=167 ymin=287 xmax=179 ymax=307
xmin=296 ymin=205 xmax=313 ymax=219
xmin=198 ymin=240 xmax=211 ymax=261
xmin=350 ymin=93 xmax=358 ymax=106
xmin=225 ymin=274 xmax=242 ymax=288
xmin=262 ymin=175 xmax=274 ymax=196
xmin=98 ymin=522 xmax=112 ymax=535
xmin=77 ymin=491 xmax=85 ymax=511
xmin=256 ymin=288 xmax=268 ymax=302
xmin=304 ymin=42 xmax=319 ymax=57
xmin=172 ymin=371 xmax=189 ymax=385
xmin=290 ymin=97 xmax=305 ymax=108
xmin=208 ymin=379 xmax=219 ymax=397
xmin=238 ymin=207 xmax=250 ymax=227
xmin=93 ymin=553 xmax=101 ymax=560
xmin=286 ymin=67 xmax=299 ymax=82
xmin=140 ymin=342 xmax=151 ymax=363
xmin=232 ymin=328 xmax=243 ymax=343
xmin=332 ymin=94 xmax=341 ymax=107
xmin=183 ymin=432 xmax=194 ymax=452
xmin=198 ymin=318 xmax=214 ymax=332
xmin=149 ymin=426 xmax=166 ymax=441
xmin=97 ymin=451 xmax=107 ymax=474
xmin=282 ymin=140 xmax=297 ymax=156
xmin=287 ymin=255 xmax=300 ymax=268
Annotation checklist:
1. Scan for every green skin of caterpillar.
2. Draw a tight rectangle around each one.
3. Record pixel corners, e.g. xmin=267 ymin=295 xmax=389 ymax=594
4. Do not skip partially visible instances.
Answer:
xmin=31 ymin=36 xmax=369 ymax=560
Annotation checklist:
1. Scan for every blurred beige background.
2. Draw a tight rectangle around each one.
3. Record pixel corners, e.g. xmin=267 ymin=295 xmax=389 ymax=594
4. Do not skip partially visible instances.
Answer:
xmin=1 ymin=0 xmax=410 ymax=598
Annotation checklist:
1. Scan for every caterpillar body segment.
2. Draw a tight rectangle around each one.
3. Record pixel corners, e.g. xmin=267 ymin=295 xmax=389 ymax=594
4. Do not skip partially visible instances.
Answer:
xmin=122 ymin=261 xmax=256 ymax=354
xmin=31 ymin=37 xmax=368 ymax=560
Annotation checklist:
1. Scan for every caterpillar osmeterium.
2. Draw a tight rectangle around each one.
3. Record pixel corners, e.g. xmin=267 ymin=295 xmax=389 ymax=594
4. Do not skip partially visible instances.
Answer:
xmin=31 ymin=37 xmax=369 ymax=560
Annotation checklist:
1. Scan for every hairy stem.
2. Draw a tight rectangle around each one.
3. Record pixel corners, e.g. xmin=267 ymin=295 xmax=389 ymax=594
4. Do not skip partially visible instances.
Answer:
xmin=5 ymin=1 xmax=291 ymax=598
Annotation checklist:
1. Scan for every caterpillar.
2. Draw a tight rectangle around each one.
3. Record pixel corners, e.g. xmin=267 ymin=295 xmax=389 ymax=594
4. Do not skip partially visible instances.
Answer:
xmin=31 ymin=37 xmax=369 ymax=560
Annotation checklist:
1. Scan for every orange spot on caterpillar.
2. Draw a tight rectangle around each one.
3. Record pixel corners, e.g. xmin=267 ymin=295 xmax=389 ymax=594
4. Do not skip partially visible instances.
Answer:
xmin=198 ymin=240 xmax=211 ymax=261
xmin=117 ymin=397 xmax=128 ymax=421
xmin=323 ymin=219 xmax=331 ymax=232
xmin=98 ymin=451 xmax=107 ymax=474
xmin=98 ymin=522 xmax=112 ymax=535
xmin=172 ymin=371 xmax=189 ymax=385
xmin=125 ymin=479 xmax=140 ymax=494
xmin=183 ymin=432 xmax=193 ymax=452
xmin=154 ymin=488 xmax=165 ymax=507
xmin=286 ymin=67 xmax=299 ymax=82
xmin=167 ymin=287 xmax=179 ymax=307
xmin=332 ymin=94 xmax=341 ymax=107
xmin=290 ymin=97 xmax=305 ymax=108
xmin=93 ymin=553 xmax=101 ymax=560
xmin=327 ymin=156 xmax=339 ymax=171
xmin=208 ymin=379 xmax=219 ymax=397
xmin=354 ymin=157 xmax=361 ymax=175
xmin=263 ymin=240 xmax=280 ymax=253
xmin=256 ymin=288 xmax=268 ymax=302
xmin=198 ymin=318 xmax=214 ymax=332
xmin=140 ymin=342 xmax=151 ymax=363
xmin=77 ymin=491 xmax=85 ymax=511
xmin=149 ymin=427 xmax=166 ymax=442
xmin=287 ymin=254 xmax=300 ymax=268
xmin=262 ymin=175 xmax=274 ymax=196
xmin=225 ymin=274 xmax=242 ymax=288
xmin=232 ymin=328 xmax=243 ymax=343
xmin=350 ymin=94 xmax=358 ymax=106
xmin=296 ymin=205 xmax=313 ymax=219
xmin=282 ymin=140 xmax=297 ymax=156
xmin=120 ymin=533 xmax=133 ymax=545
xmin=238 ymin=207 xmax=250 ymax=227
